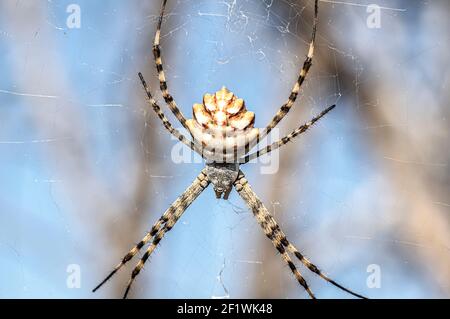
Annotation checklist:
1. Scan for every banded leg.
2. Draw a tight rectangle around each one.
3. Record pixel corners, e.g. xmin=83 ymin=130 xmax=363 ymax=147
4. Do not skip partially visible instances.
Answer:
xmin=259 ymin=0 xmax=319 ymax=140
xmin=234 ymin=171 xmax=367 ymax=299
xmin=234 ymin=171 xmax=315 ymax=298
xmin=93 ymin=169 xmax=209 ymax=294
xmin=139 ymin=73 xmax=205 ymax=158
xmin=285 ymin=243 xmax=367 ymax=299
xmin=241 ymin=105 xmax=335 ymax=164
xmin=93 ymin=213 xmax=169 ymax=293
xmin=152 ymin=0 xmax=190 ymax=131
xmin=123 ymin=171 xmax=210 ymax=298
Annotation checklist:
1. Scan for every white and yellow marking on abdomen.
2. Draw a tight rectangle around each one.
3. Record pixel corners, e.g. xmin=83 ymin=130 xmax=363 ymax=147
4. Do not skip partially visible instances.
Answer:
xmin=186 ymin=87 xmax=259 ymax=162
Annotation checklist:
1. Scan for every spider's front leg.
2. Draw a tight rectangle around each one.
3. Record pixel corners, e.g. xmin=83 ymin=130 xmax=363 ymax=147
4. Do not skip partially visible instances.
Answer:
xmin=233 ymin=171 xmax=315 ymax=298
xmin=93 ymin=169 xmax=210 ymax=298
xmin=233 ymin=170 xmax=367 ymax=299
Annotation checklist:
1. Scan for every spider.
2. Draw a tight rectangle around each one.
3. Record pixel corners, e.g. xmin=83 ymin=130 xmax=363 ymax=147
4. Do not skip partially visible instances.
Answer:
xmin=93 ymin=0 xmax=366 ymax=299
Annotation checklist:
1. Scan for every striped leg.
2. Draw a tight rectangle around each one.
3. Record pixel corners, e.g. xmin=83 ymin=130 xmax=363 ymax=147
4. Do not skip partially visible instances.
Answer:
xmin=123 ymin=171 xmax=210 ymax=298
xmin=259 ymin=0 xmax=319 ymax=140
xmin=241 ymin=105 xmax=335 ymax=164
xmin=285 ymin=243 xmax=367 ymax=299
xmin=93 ymin=169 xmax=209 ymax=295
xmin=93 ymin=213 xmax=169 ymax=293
xmin=152 ymin=0 xmax=190 ymax=131
xmin=234 ymin=171 xmax=315 ymax=298
xmin=139 ymin=73 xmax=206 ymax=157
xmin=234 ymin=171 xmax=367 ymax=299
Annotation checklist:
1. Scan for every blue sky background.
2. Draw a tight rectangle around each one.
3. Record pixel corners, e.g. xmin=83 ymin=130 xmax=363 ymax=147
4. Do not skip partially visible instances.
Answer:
xmin=0 ymin=0 xmax=448 ymax=298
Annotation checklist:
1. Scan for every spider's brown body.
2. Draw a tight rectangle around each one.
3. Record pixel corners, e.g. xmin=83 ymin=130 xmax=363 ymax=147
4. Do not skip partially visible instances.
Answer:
xmin=186 ymin=87 xmax=259 ymax=163
xmin=205 ymin=162 xmax=239 ymax=199
xmin=94 ymin=0 xmax=367 ymax=300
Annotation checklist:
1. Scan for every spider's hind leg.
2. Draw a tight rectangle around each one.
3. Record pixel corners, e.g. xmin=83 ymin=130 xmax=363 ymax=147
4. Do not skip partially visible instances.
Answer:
xmin=241 ymin=104 xmax=336 ymax=164
xmin=259 ymin=0 xmax=319 ymax=140
xmin=152 ymin=0 xmax=190 ymax=131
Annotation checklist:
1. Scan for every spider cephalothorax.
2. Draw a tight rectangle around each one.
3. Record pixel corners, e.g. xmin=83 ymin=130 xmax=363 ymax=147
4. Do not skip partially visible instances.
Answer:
xmin=94 ymin=0 xmax=367 ymax=300
xmin=205 ymin=162 xmax=239 ymax=199
xmin=186 ymin=87 xmax=259 ymax=163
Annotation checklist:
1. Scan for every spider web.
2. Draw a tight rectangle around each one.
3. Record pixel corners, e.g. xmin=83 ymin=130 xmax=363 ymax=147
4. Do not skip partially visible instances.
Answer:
xmin=0 ymin=0 xmax=448 ymax=299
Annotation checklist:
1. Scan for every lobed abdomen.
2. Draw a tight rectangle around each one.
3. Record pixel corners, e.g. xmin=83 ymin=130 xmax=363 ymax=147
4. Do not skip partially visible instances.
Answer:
xmin=186 ymin=87 xmax=259 ymax=163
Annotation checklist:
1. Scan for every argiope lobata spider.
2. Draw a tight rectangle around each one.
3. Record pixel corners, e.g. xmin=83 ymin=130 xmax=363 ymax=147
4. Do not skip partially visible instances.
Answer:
xmin=93 ymin=0 xmax=367 ymax=299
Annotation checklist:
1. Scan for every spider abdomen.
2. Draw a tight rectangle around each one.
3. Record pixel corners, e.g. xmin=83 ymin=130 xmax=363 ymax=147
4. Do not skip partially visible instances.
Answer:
xmin=191 ymin=86 xmax=255 ymax=129
xmin=186 ymin=87 xmax=259 ymax=162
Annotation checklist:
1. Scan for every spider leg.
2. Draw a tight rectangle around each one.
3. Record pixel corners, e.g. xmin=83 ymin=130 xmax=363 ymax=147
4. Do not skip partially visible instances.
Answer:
xmin=93 ymin=214 xmax=167 ymax=293
xmin=93 ymin=169 xmax=209 ymax=294
xmin=234 ymin=171 xmax=315 ymax=299
xmin=285 ymin=243 xmax=367 ymax=299
xmin=241 ymin=105 xmax=335 ymax=164
xmin=139 ymin=73 xmax=206 ymax=158
xmin=152 ymin=0 xmax=190 ymax=131
xmin=122 ymin=170 xmax=210 ymax=298
xmin=234 ymin=170 xmax=367 ymax=299
xmin=259 ymin=0 xmax=319 ymax=141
